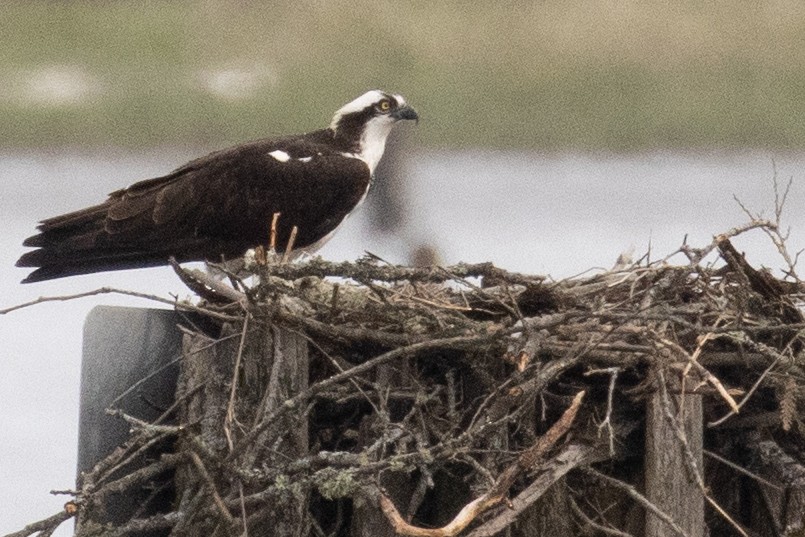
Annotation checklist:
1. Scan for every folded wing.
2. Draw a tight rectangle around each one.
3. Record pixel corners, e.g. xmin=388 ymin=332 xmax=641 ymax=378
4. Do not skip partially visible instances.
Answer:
xmin=17 ymin=138 xmax=371 ymax=283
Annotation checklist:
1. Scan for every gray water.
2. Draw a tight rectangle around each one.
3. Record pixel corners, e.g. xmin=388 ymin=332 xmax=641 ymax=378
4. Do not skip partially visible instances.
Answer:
xmin=2 ymin=149 xmax=804 ymax=533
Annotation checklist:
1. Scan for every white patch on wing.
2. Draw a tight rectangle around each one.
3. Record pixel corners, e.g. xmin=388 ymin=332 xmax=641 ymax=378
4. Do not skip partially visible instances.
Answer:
xmin=268 ymin=150 xmax=291 ymax=162
xmin=297 ymin=156 xmax=312 ymax=163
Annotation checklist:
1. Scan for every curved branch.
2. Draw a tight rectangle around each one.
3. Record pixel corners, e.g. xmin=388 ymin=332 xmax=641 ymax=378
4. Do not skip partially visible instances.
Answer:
xmin=378 ymin=391 xmax=585 ymax=537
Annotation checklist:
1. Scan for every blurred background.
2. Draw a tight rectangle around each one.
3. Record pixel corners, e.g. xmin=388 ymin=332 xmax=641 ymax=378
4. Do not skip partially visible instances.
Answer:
xmin=3 ymin=1 xmax=805 ymax=533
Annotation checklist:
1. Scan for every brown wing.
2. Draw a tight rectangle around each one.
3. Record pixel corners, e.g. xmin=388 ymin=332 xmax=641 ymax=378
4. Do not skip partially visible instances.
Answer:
xmin=16 ymin=137 xmax=372 ymax=282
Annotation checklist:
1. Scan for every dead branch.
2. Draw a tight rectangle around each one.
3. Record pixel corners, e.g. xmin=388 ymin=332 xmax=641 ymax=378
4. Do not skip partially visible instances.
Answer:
xmin=656 ymin=336 xmax=740 ymax=413
xmin=2 ymin=510 xmax=73 ymax=537
xmin=569 ymin=494 xmax=635 ymax=537
xmin=466 ymin=443 xmax=609 ymax=537
xmin=189 ymin=451 xmax=238 ymax=530
xmin=583 ymin=468 xmax=690 ymax=537
xmin=378 ymin=391 xmax=584 ymax=536
xmin=170 ymin=257 xmax=250 ymax=306
xmin=258 ymin=258 xmax=546 ymax=286
xmin=0 ymin=285 xmax=240 ymax=321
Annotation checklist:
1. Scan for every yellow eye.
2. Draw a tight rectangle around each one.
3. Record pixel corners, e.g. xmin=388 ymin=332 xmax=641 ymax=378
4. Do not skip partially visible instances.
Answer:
xmin=378 ymin=100 xmax=391 ymax=112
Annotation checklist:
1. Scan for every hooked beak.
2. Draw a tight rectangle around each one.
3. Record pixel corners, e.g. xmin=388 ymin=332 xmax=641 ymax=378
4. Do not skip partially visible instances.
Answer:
xmin=392 ymin=105 xmax=419 ymax=124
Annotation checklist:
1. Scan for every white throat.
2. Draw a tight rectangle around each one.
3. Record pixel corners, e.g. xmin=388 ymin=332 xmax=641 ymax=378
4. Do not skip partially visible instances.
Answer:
xmin=353 ymin=117 xmax=395 ymax=175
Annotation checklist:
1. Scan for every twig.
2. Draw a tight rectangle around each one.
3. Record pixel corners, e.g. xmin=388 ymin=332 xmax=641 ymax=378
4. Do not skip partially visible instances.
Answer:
xmin=189 ymin=452 xmax=237 ymax=529
xmin=467 ymin=442 xmax=609 ymax=537
xmin=657 ymin=337 xmax=740 ymax=413
xmin=259 ymin=258 xmax=545 ymax=285
xmin=106 ymin=512 xmax=181 ymax=535
xmin=170 ymin=257 xmax=250 ymax=306
xmin=93 ymin=452 xmax=186 ymax=500
xmin=297 ymin=327 xmax=383 ymax=417
xmin=737 ymin=174 xmax=802 ymax=282
xmin=2 ymin=509 xmax=73 ymax=537
xmin=225 ymin=314 xmax=251 ymax=451
xmin=105 ymin=408 xmax=183 ymax=436
xmin=0 ymin=286 xmax=240 ymax=321
xmin=107 ymin=353 xmax=183 ymax=411
xmin=223 ymin=315 xmax=252 ymax=535
xmin=583 ymin=467 xmax=690 ymax=537
xmin=671 ymin=217 xmax=776 ymax=265
xmin=237 ymin=480 xmax=249 ymax=537
xmin=708 ymin=349 xmax=782 ymax=427
xmin=585 ymin=367 xmax=620 ymax=456
xmin=703 ymin=449 xmax=783 ymax=491
xmin=569 ymin=494 xmax=635 ymax=537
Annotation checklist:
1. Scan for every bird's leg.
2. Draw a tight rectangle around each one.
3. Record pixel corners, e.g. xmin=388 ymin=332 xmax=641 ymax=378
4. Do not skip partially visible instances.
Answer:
xmin=281 ymin=226 xmax=299 ymax=264
xmin=269 ymin=212 xmax=282 ymax=253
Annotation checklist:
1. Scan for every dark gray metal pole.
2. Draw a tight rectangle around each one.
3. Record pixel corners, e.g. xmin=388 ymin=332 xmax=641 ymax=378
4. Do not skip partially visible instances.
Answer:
xmin=77 ymin=306 xmax=183 ymax=530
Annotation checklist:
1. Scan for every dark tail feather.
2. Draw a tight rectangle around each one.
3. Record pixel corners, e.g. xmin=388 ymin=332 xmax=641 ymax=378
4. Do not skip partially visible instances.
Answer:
xmin=19 ymin=256 xmax=169 ymax=283
xmin=22 ymin=203 xmax=111 ymax=248
xmin=17 ymin=237 xmax=178 ymax=282
xmin=17 ymin=227 xmax=209 ymax=284
xmin=16 ymin=203 xmax=163 ymax=283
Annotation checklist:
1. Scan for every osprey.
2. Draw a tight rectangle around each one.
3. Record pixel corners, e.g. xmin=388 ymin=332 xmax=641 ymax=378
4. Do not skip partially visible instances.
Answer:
xmin=16 ymin=90 xmax=418 ymax=283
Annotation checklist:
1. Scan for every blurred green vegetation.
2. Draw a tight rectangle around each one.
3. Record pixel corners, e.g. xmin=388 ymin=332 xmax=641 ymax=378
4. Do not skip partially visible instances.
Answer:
xmin=2 ymin=0 xmax=805 ymax=150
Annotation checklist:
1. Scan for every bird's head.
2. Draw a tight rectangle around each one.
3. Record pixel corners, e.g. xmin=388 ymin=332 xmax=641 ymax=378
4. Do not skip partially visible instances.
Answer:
xmin=330 ymin=90 xmax=418 ymax=133
xmin=329 ymin=90 xmax=418 ymax=173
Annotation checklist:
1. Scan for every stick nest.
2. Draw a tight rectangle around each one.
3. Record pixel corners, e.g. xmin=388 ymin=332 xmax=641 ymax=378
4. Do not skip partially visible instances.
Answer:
xmin=15 ymin=221 xmax=805 ymax=537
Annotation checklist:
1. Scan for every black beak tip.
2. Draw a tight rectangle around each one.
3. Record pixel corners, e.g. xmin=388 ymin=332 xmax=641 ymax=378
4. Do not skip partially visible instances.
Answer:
xmin=395 ymin=106 xmax=419 ymax=123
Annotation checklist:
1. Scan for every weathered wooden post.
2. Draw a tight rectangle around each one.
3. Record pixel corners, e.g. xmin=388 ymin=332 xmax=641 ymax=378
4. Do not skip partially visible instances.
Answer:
xmin=174 ymin=312 xmax=310 ymax=535
xmin=751 ymin=437 xmax=805 ymax=534
xmin=645 ymin=372 xmax=704 ymax=537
